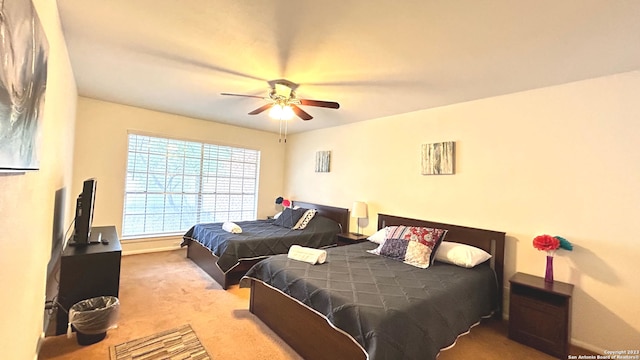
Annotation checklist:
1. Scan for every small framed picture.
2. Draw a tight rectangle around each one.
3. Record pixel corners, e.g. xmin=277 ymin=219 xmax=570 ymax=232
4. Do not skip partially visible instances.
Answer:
xmin=315 ymin=151 xmax=330 ymax=172
xmin=421 ymin=141 xmax=455 ymax=175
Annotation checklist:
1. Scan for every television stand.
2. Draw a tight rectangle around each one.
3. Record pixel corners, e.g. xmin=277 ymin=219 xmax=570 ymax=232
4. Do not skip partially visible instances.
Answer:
xmin=48 ymin=225 xmax=121 ymax=336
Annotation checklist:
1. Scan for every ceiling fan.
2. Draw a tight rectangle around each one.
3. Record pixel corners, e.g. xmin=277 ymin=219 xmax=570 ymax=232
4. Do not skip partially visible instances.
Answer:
xmin=221 ymin=79 xmax=340 ymax=121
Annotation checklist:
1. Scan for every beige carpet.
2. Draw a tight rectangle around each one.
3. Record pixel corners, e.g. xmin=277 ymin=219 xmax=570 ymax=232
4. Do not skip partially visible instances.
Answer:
xmin=39 ymin=249 xmax=593 ymax=360
xmin=39 ymin=249 xmax=301 ymax=360
xmin=109 ymin=324 xmax=209 ymax=360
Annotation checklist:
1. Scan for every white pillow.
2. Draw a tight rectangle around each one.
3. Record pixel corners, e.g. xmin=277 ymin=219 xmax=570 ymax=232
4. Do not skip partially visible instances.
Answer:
xmin=367 ymin=227 xmax=387 ymax=244
xmin=434 ymin=241 xmax=492 ymax=268
xmin=273 ymin=211 xmax=282 ymax=219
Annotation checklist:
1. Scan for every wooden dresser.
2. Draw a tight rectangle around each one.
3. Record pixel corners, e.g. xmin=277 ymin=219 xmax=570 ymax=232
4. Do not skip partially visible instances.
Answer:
xmin=50 ymin=226 xmax=122 ymax=335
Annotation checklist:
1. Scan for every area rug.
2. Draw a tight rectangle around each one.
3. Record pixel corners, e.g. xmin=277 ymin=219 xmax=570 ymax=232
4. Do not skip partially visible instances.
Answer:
xmin=109 ymin=324 xmax=211 ymax=360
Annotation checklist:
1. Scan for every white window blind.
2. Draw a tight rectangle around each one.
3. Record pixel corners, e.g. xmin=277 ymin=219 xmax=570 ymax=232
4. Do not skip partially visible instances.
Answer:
xmin=122 ymin=134 xmax=260 ymax=238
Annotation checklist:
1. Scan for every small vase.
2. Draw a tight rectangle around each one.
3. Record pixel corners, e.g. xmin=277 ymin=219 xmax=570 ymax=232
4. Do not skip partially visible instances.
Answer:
xmin=545 ymin=255 xmax=554 ymax=283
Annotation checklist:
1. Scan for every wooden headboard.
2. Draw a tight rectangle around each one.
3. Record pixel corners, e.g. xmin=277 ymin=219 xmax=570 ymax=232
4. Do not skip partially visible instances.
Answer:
xmin=293 ymin=201 xmax=350 ymax=234
xmin=377 ymin=213 xmax=506 ymax=317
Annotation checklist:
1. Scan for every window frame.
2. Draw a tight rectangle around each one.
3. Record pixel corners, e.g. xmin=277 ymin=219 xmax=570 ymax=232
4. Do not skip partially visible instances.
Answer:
xmin=122 ymin=132 xmax=260 ymax=239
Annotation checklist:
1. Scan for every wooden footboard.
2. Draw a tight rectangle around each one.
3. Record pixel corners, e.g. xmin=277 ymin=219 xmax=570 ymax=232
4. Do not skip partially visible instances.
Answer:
xmin=186 ymin=240 xmax=262 ymax=289
xmin=249 ymin=280 xmax=367 ymax=360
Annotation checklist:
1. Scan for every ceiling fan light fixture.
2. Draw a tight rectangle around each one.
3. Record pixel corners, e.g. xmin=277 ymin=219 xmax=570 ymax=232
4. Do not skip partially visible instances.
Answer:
xmin=274 ymin=83 xmax=293 ymax=98
xmin=221 ymin=78 xmax=339 ymax=123
xmin=269 ymin=104 xmax=283 ymax=118
xmin=269 ymin=104 xmax=294 ymax=120
xmin=282 ymin=105 xmax=294 ymax=120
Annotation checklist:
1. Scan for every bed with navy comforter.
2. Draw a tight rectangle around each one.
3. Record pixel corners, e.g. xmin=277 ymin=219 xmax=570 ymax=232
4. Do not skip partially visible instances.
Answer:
xmin=182 ymin=215 xmax=340 ymax=273
xmin=242 ymin=241 xmax=499 ymax=360
xmin=240 ymin=213 xmax=506 ymax=360
xmin=181 ymin=201 xmax=350 ymax=289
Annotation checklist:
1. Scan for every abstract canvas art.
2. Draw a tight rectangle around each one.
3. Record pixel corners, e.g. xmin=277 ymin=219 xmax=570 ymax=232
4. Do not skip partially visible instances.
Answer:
xmin=0 ymin=0 xmax=49 ymax=171
xmin=315 ymin=151 xmax=330 ymax=172
xmin=421 ymin=141 xmax=455 ymax=175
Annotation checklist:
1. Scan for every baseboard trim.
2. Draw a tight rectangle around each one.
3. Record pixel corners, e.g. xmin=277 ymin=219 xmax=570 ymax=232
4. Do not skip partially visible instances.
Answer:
xmin=123 ymin=245 xmax=182 ymax=256
xmin=570 ymin=338 xmax=604 ymax=354
xmin=35 ymin=331 xmax=45 ymax=359
xmin=120 ymin=235 xmax=183 ymax=256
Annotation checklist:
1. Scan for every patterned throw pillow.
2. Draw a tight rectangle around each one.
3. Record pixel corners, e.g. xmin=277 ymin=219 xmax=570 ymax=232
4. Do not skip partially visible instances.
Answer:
xmin=369 ymin=226 xmax=448 ymax=268
xmin=273 ymin=208 xmax=308 ymax=228
xmin=292 ymin=209 xmax=317 ymax=230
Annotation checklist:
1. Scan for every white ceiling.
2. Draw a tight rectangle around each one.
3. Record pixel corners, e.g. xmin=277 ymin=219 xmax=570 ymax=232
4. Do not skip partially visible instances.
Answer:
xmin=56 ymin=0 xmax=640 ymax=135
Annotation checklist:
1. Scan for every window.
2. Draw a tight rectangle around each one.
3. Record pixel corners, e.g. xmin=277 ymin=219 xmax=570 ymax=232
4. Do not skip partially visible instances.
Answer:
xmin=122 ymin=134 xmax=260 ymax=238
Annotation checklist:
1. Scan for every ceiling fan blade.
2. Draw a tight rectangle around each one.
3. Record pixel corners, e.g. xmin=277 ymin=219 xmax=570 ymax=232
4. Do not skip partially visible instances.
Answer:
xmin=291 ymin=104 xmax=313 ymax=121
xmin=248 ymin=103 xmax=273 ymax=115
xmin=299 ymin=99 xmax=340 ymax=109
xmin=221 ymin=93 xmax=265 ymax=99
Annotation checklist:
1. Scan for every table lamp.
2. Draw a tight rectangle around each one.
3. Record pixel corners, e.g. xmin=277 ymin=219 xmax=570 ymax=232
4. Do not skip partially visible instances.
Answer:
xmin=351 ymin=201 xmax=368 ymax=235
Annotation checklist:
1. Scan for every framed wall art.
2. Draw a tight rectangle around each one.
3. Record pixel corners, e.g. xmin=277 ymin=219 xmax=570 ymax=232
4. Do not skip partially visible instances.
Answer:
xmin=0 ymin=0 xmax=49 ymax=171
xmin=421 ymin=141 xmax=455 ymax=175
xmin=315 ymin=151 xmax=330 ymax=172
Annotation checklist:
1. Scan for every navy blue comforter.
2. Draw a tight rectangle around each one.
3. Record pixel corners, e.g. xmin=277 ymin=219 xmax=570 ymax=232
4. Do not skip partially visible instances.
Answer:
xmin=182 ymin=216 xmax=340 ymax=273
xmin=241 ymin=241 xmax=498 ymax=360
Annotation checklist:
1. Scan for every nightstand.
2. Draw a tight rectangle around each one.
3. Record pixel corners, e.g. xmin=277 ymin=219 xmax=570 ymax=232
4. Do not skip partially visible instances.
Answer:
xmin=508 ymin=272 xmax=574 ymax=359
xmin=336 ymin=233 xmax=368 ymax=246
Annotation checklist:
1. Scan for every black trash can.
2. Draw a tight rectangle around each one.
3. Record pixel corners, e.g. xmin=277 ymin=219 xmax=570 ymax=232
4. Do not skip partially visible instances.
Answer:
xmin=68 ymin=296 xmax=120 ymax=345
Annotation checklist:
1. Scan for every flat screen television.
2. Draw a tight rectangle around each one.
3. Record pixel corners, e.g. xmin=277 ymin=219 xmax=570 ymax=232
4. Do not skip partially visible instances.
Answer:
xmin=69 ymin=178 xmax=97 ymax=246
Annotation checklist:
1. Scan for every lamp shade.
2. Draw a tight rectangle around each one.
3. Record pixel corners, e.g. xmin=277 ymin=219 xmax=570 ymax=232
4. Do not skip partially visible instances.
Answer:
xmin=351 ymin=201 xmax=368 ymax=219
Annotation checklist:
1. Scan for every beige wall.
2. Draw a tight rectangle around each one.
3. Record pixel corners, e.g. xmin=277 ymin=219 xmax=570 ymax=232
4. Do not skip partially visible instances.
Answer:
xmin=283 ymin=71 xmax=640 ymax=352
xmin=2 ymin=5 xmax=633 ymax=356
xmin=72 ymin=97 xmax=286 ymax=253
xmin=0 ymin=1 xmax=78 ymax=359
